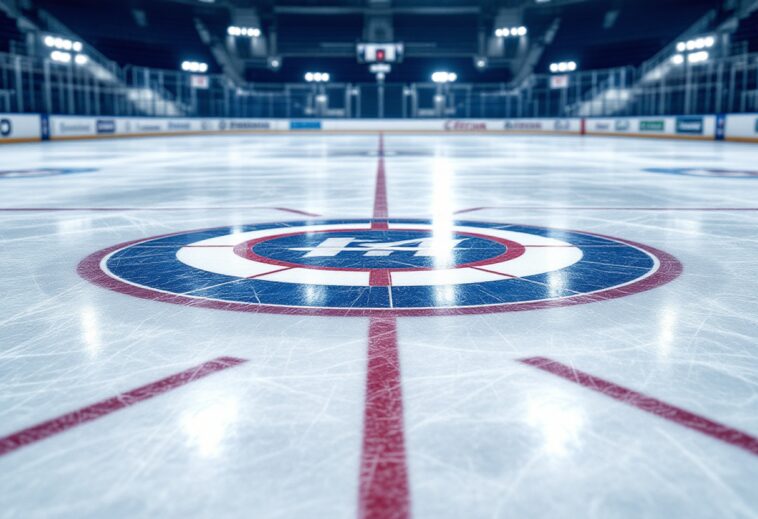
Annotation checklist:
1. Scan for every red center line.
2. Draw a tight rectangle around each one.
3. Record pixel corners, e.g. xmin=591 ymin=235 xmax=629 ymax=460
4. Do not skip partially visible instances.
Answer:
xmin=0 ymin=356 xmax=248 ymax=457
xmin=518 ymin=356 xmax=758 ymax=457
xmin=359 ymin=133 xmax=410 ymax=519
xmin=371 ymin=134 xmax=389 ymax=229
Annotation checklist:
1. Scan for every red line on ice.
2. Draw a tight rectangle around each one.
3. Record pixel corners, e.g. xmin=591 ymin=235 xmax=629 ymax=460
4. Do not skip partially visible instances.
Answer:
xmin=369 ymin=270 xmax=393 ymax=287
xmin=519 ymin=356 xmax=758 ymax=457
xmin=0 ymin=356 xmax=247 ymax=457
xmin=359 ymin=133 xmax=410 ymax=519
xmin=359 ymin=317 xmax=410 ymax=519
xmin=371 ymin=134 xmax=389 ymax=230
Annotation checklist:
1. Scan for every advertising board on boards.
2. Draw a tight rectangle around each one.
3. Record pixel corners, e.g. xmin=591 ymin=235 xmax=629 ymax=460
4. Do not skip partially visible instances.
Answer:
xmin=676 ymin=116 xmax=704 ymax=135
xmin=639 ymin=120 xmax=665 ymax=132
xmin=444 ymin=121 xmax=487 ymax=131
xmin=290 ymin=121 xmax=322 ymax=130
xmin=228 ymin=121 xmax=272 ymax=131
xmin=504 ymin=121 xmax=543 ymax=131
xmin=0 ymin=118 xmax=11 ymax=138
xmin=96 ymin=120 xmax=116 ymax=134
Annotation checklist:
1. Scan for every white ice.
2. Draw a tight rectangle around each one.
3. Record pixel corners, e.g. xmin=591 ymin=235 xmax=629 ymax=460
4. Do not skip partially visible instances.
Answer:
xmin=0 ymin=133 xmax=757 ymax=518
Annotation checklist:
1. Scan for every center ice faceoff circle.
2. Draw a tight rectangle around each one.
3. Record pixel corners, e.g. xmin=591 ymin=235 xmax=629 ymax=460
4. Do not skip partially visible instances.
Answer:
xmin=80 ymin=219 xmax=682 ymax=316
xmin=239 ymin=229 xmax=516 ymax=270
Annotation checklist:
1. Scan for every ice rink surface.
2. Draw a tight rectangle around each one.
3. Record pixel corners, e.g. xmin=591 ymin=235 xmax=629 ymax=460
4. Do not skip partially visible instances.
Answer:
xmin=1 ymin=133 xmax=757 ymax=518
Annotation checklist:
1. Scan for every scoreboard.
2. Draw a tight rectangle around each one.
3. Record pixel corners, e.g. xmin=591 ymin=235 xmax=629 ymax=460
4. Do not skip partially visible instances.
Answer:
xmin=356 ymin=43 xmax=404 ymax=64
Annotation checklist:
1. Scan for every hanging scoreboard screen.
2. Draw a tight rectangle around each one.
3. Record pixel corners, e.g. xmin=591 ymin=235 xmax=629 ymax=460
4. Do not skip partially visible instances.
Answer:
xmin=357 ymin=43 xmax=404 ymax=64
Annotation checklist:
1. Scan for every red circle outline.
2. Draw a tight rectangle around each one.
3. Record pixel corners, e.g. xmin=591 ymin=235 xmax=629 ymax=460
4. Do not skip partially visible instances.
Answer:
xmin=232 ymin=227 xmax=526 ymax=272
xmin=77 ymin=221 xmax=683 ymax=317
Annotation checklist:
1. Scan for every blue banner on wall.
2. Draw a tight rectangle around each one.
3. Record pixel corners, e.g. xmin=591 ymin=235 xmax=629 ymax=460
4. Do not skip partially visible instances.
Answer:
xmin=290 ymin=121 xmax=322 ymax=130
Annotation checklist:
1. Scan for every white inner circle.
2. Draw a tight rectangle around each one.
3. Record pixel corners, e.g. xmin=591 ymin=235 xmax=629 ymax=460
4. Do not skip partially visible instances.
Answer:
xmin=175 ymin=223 xmax=583 ymax=287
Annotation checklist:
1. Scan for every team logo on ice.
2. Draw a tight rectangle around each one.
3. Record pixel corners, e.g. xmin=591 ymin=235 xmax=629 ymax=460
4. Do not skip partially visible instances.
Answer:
xmin=79 ymin=219 xmax=681 ymax=316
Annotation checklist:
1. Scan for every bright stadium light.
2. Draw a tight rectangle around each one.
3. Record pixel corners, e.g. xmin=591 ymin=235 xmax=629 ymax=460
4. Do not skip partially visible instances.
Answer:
xmin=43 ymin=35 xmax=55 ymax=47
xmin=228 ymin=26 xmax=261 ymax=38
xmin=676 ymin=42 xmax=686 ymax=52
xmin=432 ymin=71 xmax=457 ymax=83
xmin=72 ymin=41 xmax=83 ymax=52
xmin=550 ymin=61 xmax=578 ymax=73
xmin=495 ymin=26 xmax=527 ymax=38
xmin=671 ymin=54 xmax=685 ymax=65
xmin=688 ymin=51 xmax=709 ymax=64
xmin=181 ymin=60 xmax=208 ymax=73
xmin=305 ymin=71 xmax=330 ymax=82
xmin=704 ymin=35 xmax=715 ymax=47
xmin=74 ymin=54 xmax=89 ymax=66
xmin=50 ymin=51 xmax=72 ymax=63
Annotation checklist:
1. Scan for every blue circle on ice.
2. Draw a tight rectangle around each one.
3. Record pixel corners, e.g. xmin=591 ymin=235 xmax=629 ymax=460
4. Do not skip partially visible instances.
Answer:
xmin=81 ymin=219 xmax=682 ymax=316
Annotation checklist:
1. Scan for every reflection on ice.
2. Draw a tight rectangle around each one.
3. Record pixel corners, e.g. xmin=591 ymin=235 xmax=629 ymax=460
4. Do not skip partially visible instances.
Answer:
xmin=181 ymin=396 xmax=240 ymax=458
xmin=525 ymin=394 xmax=586 ymax=457
xmin=657 ymin=305 xmax=679 ymax=358
xmin=80 ymin=305 xmax=102 ymax=356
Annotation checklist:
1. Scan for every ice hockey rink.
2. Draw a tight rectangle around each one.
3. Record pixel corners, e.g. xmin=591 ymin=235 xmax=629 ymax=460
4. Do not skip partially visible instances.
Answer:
xmin=1 ymin=133 xmax=757 ymax=519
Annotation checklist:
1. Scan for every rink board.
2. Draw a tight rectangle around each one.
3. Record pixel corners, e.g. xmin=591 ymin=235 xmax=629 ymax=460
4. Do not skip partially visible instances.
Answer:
xmin=1 ymin=113 xmax=757 ymax=143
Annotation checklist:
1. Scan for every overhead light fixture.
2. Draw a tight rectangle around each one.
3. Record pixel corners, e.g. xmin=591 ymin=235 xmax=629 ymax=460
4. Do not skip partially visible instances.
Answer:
xmin=688 ymin=51 xmax=709 ymax=64
xmin=50 ymin=51 xmax=72 ymax=63
xmin=43 ymin=35 xmax=83 ymax=52
xmin=305 ymin=71 xmax=330 ymax=82
xmin=227 ymin=26 xmax=261 ymax=38
xmin=673 ymin=36 xmax=715 ymax=66
xmin=678 ymin=35 xmax=715 ymax=53
xmin=550 ymin=61 xmax=577 ymax=73
xmin=181 ymin=61 xmax=209 ymax=73
xmin=431 ymin=71 xmax=457 ymax=84
xmin=495 ymin=26 xmax=527 ymax=38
